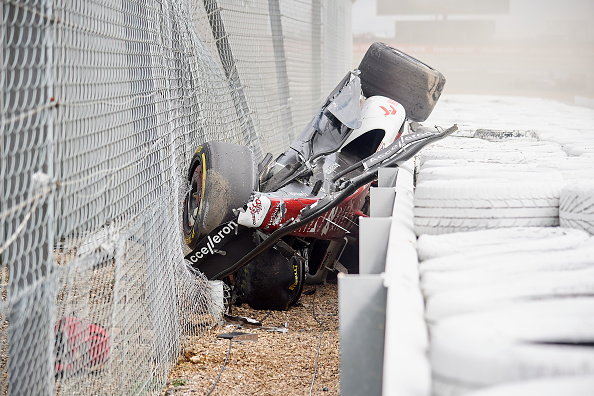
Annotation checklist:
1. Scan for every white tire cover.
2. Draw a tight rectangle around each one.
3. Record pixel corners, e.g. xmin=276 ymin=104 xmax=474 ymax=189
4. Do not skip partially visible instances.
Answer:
xmin=431 ymin=376 xmax=479 ymax=396
xmin=428 ymin=298 xmax=594 ymax=341
xmin=423 ymin=136 xmax=492 ymax=150
xmin=425 ymin=267 xmax=594 ymax=321
xmin=552 ymin=156 xmax=594 ymax=172
xmin=421 ymin=243 xmax=594 ymax=296
xmin=418 ymin=158 xmax=593 ymax=183
xmin=418 ymin=159 xmax=544 ymax=172
xmin=549 ymin=156 xmax=594 ymax=181
xmin=473 ymin=129 xmax=539 ymax=142
xmin=418 ymin=149 xmax=527 ymax=166
xmin=414 ymin=180 xmax=562 ymax=235
xmin=497 ymin=140 xmax=564 ymax=152
xmin=560 ymin=181 xmax=594 ymax=235
xmin=420 ymin=241 xmax=594 ymax=274
xmin=563 ymin=142 xmax=594 ymax=156
xmin=537 ymin=130 xmax=594 ymax=146
xmin=463 ymin=376 xmax=594 ymax=396
xmin=418 ymin=140 xmax=566 ymax=167
xmin=430 ymin=298 xmax=594 ymax=342
xmin=561 ymin=169 xmax=594 ymax=182
xmin=423 ymin=139 xmax=562 ymax=153
xmin=431 ymin=324 xmax=594 ymax=391
xmin=416 ymin=167 xmax=562 ymax=184
xmin=417 ymin=227 xmax=588 ymax=262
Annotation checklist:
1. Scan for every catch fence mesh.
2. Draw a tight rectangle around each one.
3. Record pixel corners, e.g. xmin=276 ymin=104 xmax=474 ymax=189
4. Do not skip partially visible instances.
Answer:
xmin=1 ymin=0 xmax=351 ymax=395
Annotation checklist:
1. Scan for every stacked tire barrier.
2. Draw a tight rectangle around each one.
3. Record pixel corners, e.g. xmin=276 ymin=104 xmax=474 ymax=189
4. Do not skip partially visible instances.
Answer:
xmin=560 ymin=181 xmax=594 ymax=234
xmin=419 ymin=228 xmax=594 ymax=395
xmin=1 ymin=1 xmax=351 ymax=395
xmin=412 ymin=96 xmax=594 ymax=395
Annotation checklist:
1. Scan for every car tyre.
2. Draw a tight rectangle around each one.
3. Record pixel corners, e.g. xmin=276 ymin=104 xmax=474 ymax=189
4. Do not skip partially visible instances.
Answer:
xmin=182 ymin=142 xmax=257 ymax=250
xmin=358 ymin=42 xmax=445 ymax=122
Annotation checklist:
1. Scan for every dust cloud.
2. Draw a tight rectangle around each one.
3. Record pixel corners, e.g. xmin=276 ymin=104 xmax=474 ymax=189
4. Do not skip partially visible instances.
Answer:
xmin=352 ymin=0 xmax=594 ymax=105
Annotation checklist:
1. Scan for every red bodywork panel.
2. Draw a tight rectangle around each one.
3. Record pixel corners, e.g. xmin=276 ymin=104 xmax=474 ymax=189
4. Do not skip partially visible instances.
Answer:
xmin=259 ymin=185 xmax=369 ymax=239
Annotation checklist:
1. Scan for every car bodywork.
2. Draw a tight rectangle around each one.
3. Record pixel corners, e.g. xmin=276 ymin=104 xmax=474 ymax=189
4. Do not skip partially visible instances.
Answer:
xmin=182 ymin=46 xmax=457 ymax=309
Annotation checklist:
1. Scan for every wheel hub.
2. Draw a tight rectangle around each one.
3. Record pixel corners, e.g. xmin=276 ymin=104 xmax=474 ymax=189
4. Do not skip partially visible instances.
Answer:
xmin=186 ymin=166 xmax=203 ymax=228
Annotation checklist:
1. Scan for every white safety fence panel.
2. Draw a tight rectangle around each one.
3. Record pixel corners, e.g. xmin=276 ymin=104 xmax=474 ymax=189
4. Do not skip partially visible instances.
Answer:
xmin=1 ymin=0 xmax=352 ymax=395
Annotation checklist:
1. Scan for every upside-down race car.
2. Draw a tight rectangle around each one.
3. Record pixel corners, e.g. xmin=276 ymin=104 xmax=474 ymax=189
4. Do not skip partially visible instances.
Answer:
xmin=182 ymin=43 xmax=457 ymax=310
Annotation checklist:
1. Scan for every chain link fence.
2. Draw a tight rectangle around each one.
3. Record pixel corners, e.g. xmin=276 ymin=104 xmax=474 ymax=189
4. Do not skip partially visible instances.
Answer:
xmin=1 ymin=0 xmax=352 ymax=394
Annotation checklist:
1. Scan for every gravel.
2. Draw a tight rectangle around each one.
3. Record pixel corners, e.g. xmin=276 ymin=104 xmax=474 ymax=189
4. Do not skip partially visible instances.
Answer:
xmin=163 ymin=284 xmax=340 ymax=396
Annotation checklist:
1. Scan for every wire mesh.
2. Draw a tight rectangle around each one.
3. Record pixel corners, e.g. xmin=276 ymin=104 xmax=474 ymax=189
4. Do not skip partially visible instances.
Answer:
xmin=1 ymin=0 xmax=351 ymax=394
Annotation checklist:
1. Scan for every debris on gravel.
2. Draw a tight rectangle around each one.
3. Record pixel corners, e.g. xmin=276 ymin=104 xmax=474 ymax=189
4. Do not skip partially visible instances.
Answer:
xmin=163 ymin=284 xmax=340 ymax=396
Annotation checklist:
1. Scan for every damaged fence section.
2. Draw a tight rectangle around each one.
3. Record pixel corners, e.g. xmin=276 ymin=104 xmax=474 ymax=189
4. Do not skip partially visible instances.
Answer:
xmin=1 ymin=0 xmax=351 ymax=394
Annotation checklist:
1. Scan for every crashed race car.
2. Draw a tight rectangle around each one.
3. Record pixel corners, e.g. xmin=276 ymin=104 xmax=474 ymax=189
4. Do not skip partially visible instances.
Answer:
xmin=182 ymin=43 xmax=457 ymax=310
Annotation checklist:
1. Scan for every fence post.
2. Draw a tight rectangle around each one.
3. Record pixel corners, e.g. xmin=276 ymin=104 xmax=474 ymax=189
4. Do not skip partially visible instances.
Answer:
xmin=203 ymin=0 xmax=262 ymax=159
xmin=311 ymin=0 xmax=323 ymax=108
xmin=268 ymin=0 xmax=295 ymax=141
xmin=4 ymin=1 xmax=56 ymax=394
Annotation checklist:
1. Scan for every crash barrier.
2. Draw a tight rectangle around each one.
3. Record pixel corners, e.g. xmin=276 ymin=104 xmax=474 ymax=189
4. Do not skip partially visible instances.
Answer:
xmin=414 ymin=97 xmax=594 ymax=395
xmin=560 ymin=181 xmax=594 ymax=235
xmin=341 ymin=161 xmax=594 ymax=396
xmin=414 ymin=116 xmax=594 ymax=395
xmin=339 ymin=163 xmax=430 ymax=396
xmin=342 ymin=96 xmax=594 ymax=396
xmin=420 ymin=229 xmax=594 ymax=395
xmin=1 ymin=0 xmax=351 ymax=394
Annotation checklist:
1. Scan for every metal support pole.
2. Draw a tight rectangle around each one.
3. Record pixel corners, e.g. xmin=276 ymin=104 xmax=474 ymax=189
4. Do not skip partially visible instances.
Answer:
xmin=311 ymin=0 xmax=322 ymax=108
xmin=203 ymin=0 xmax=262 ymax=159
xmin=378 ymin=167 xmax=399 ymax=188
xmin=339 ymin=274 xmax=387 ymax=396
xmin=370 ymin=187 xmax=396 ymax=218
xmin=359 ymin=217 xmax=392 ymax=274
xmin=268 ymin=0 xmax=295 ymax=141
xmin=4 ymin=1 xmax=56 ymax=394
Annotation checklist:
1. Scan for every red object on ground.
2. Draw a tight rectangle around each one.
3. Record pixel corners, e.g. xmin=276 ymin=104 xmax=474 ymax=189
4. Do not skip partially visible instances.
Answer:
xmin=54 ymin=316 xmax=110 ymax=375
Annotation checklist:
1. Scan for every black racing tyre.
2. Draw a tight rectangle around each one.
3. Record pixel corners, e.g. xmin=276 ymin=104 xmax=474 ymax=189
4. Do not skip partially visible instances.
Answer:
xmin=358 ymin=42 xmax=445 ymax=122
xmin=234 ymin=247 xmax=306 ymax=310
xmin=182 ymin=142 xmax=257 ymax=250
xmin=287 ymin=255 xmax=306 ymax=307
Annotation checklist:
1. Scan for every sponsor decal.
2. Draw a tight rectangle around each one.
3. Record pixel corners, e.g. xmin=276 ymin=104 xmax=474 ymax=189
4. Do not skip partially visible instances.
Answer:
xmin=320 ymin=206 xmax=339 ymax=236
xmin=187 ymin=220 xmax=238 ymax=263
xmin=284 ymin=190 xmax=308 ymax=197
xmin=250 ymin=198 xmax=263 ymax=224
xmin=288 ymin=261 xmax=299 ymax=291
xmin=184 ymin=229 xmax=196 ymax=244
xmin=268 ymin=200 xmax=286 ymax=227
xmin=380 ymin=105 xmax=397 ymax=115
xmin=363 ymin=130 xmax=434 ymax=169
xmin=238 ymin=195 xmax=271 ymax=227
xmin=302 ymin=205 xmax=350 ymax=236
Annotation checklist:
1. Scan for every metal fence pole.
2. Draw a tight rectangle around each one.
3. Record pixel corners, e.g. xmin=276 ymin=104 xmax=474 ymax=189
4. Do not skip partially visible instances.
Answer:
xmin=268 ymin=0 xmax=295 ymax=141
xmin=203 ymin=0 xmax=262 ymax=159
xmin=311 ymin=0 xmax=322 ymax=108
xmin=4 ymin=1 xmax=56 ymax=394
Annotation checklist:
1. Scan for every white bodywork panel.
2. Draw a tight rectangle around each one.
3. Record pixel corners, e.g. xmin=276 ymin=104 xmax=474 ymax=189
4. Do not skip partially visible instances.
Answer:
xmin=237 ymin=195 xmax=272 ymax=227
xmin=340 ymin=96 xmax=406 ymax=152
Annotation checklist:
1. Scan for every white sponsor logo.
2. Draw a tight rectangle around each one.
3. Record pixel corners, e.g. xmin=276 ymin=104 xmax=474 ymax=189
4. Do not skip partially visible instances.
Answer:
xmin=238 ymin=195 xmax=271 ymax=227
xmin=265 ymin=200 xmax=286 ymax=227
xmin=188 ymin=220 xmax=238 ymax=262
